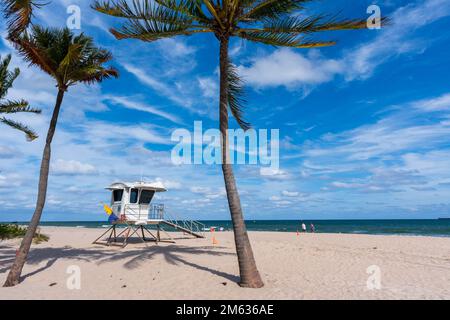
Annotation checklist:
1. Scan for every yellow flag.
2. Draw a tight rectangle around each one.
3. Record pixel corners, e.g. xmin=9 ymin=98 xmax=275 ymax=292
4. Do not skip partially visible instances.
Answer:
xmin=103 ymin=204 xmax=113 ymax=215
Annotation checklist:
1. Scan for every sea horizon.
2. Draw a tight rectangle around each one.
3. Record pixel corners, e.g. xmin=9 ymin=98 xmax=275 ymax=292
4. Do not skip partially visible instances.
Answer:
xmin=3 ymin=219 xmax=450 ymax=238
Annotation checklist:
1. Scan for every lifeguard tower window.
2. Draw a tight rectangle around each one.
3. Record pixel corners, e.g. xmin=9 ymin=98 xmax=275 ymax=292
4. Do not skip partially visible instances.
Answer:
xmin=139 ymin=190 xmax=155 ymax=204
xmin=130 ymin=188 xmax=139 ymax=203
xmin=113 ymin=190 xmax=123 ymax=202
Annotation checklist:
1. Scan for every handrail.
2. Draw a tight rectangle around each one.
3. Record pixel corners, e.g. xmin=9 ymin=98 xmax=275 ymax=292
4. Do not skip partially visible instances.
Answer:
xmin=164 ymin=209 xmax=206 ymax=237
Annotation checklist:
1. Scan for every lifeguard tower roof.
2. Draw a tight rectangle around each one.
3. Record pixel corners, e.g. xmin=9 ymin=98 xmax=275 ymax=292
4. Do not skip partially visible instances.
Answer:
xmin=106 ymin=181 xmax=167 ymax=192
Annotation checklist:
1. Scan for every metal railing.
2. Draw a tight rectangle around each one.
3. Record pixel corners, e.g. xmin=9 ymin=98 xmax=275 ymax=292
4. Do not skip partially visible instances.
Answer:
xmin=164 ymin=211 xmax=206 ymax=237
xmin=149 ymin=204 xmax=165 ymax=220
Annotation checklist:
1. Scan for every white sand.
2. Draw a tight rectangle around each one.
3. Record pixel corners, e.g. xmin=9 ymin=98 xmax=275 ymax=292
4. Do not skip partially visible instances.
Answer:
xmin=1 ymin=227 xmax=449 ymax=299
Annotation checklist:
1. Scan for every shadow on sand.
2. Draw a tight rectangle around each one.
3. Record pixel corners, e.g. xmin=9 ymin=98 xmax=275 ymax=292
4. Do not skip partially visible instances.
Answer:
xmin=0 ymin=242 xmax=239 ymax=283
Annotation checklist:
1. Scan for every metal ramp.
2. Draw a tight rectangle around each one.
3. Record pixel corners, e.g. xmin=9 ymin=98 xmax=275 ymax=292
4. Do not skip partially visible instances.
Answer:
xmin=162 ymin=211 xmax=206 ymax=238
xmin=161 ymin=220 xmax=205 ymax=238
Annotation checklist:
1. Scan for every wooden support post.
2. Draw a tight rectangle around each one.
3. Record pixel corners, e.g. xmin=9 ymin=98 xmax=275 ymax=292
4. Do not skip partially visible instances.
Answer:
xmin=106 ymin=225 xmax=115 ymax=246
xmin=92 ymin=225 xmax=115 ymax=245
xmin=141 ymin=225 xmax=146 ymax=241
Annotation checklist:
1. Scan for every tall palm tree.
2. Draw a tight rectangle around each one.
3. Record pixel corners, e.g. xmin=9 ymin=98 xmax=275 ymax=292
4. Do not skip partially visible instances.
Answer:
xmin=1 ymin=53 xmax=40 ymax=140
xmin=3 ymin=26 xmax=118 ymax=287
xmin=1 ymin=0 xmax=47 ymax=38
xmin=93 ymin=0 xmax=374 ymax=288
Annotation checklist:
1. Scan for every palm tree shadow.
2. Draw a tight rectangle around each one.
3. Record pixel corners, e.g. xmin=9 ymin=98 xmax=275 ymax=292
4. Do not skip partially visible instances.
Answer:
xmin=21 ymin=258 xmax=58 ymax=281
xmin=0 ymin=246 xmax=17 ymax=274
xmin=97 ymin=245 xmax=239 ymax=282
xmin=0 ymin=243 xmax=239 ymax=283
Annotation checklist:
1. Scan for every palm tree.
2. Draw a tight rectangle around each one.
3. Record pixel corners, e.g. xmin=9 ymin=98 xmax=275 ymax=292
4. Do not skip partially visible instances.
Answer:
xmin=1 ymin=0 xmax=47 ymax=38
xmin=1 ymin=53 xmax=40 ymax=140
xmin=3 ymin=26 xmax=118 ymax=287
xmin=93 ymin=0 xmax=374 ymax=288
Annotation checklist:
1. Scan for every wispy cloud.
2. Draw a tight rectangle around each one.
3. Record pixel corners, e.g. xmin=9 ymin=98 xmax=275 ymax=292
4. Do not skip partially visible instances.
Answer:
xmin=299 ymin=92 xmax=450 ymax=198
xmin=121 ymin=63 xmax=192 ymax=108
xmin=106 ymin=95 xmax=183 ymax=124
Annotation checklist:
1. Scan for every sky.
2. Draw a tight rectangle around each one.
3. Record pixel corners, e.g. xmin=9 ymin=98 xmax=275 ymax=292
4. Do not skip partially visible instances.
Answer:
xmin=1 ymin=0 xmax=450 ymax=221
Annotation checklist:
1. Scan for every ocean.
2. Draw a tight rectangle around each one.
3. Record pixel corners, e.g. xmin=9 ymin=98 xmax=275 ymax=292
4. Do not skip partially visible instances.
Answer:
xmin=7 ymin=219 xmax=450 ymax=237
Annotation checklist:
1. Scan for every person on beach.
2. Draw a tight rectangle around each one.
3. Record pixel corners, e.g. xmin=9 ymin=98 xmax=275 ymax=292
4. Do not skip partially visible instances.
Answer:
xmin=301 ymin=222 xmax=307 ymax=233
xmin=310 ymin=224 xmax=316 ymax=233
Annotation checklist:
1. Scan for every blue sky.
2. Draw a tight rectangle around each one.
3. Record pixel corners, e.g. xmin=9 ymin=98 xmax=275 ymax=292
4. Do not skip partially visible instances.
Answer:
xmin=1 ymin=0 xmax=450 ymax=221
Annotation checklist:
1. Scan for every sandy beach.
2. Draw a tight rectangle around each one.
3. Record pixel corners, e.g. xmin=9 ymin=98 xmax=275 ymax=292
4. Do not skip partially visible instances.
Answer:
xmin=0 ymin=227 xmax=449 ymax=300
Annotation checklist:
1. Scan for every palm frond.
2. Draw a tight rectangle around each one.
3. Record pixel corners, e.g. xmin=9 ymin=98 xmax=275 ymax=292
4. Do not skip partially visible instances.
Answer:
xmin=109 ymin=18 xmax=210 ymax=41
xmin=259 ymin=15 xmax=379 ymax=34
xmin=0 ymin=52 xmax=39 ymax=140
xmin=227 ymin=59 xmax=250 ymax=131
xmin=202 ymin=0 xmax=225 ymax=29
xmin=13 ymin=26 xmax=119 ymax=88
xmin=242 ymin=0 xmax=309 ymax=21
xmin=0 ymin=54 xmax=20 ymax=99
xmin=155 ymin=0 xmax=211 ymax=24
xmin=13 ymin=27 xmax=58 ymax=77
xmin=93 ymin=0 xmax=194 ymax=26
xmin=68 ymin=65 xmax=119 ymax=85
xmin=0 ymin=99 xmax=39 ymax=113
xmin=238 ymin=30 xmax=334 ymax=48
xmin=93 ymin=0 xmax=211 ymax=41
xmin=1 ymin=0 xmax=48 ymax=38
xmin=0 ymin=116 xmax=38 ymax=141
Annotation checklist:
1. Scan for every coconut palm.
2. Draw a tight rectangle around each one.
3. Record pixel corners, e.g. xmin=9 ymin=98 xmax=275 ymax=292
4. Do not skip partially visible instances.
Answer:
xmin=1 ymin=53 xmax=40 ymax=140
xmin=3 ymin=26 xmax=118 ymax=287
xmin=1 ymin=0 xmax=47 ymax=38
xmin=93 ymin=0 xmax=374 ymax=288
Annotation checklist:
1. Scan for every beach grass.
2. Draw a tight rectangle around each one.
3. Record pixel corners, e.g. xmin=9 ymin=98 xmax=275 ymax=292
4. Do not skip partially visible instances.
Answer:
xmin=0 ymin=224 xmax=49 ymax=243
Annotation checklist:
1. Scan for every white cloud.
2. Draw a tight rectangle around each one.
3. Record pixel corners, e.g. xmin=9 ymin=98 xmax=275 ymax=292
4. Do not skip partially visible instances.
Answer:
xmin=149 ymin=177 xmax=182 ymax=190
xmin=52 ymin=159 xmax=97 ymax=175
xmin=190 ymin=186 xmax=211 ymax=194
xmin=198 ymin=77 xmax=218 ymax=99
xmin=330 ymin=181 xmax=362 ymax=189
xmin=238 ymin=48 xmax=343 ymax=88
xmin=282 ymin=190 xmax=299 ymax=197
xmin=260 ymin=167 xmax=291 ymax=180
xmin=157 ymin=38 xmax=196 ymax=58
xmin=411 ymin=93 xmax=450 ymax=112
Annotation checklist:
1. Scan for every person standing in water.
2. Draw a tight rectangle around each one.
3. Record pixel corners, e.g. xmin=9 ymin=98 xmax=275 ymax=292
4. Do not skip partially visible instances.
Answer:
xmin=310 ymin=223 xmax=316 ymax=233
xmin=301 ymin=222 xmax=307 ymax=233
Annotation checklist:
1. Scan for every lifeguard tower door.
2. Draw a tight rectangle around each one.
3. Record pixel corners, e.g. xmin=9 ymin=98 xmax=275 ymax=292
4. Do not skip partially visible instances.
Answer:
xmin=125 ymin=189 xmax=155 ymax=221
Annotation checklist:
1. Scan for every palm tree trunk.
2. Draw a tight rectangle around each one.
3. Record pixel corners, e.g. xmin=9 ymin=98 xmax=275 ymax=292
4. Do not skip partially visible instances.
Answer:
xmin=3 ymin=88 xmax=65 ymax=287
xmin=219 ymin=37 xmax=264 ymax=288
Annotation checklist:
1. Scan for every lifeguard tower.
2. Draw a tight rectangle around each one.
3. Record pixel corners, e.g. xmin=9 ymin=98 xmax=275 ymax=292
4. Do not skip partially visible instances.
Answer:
xmin=93 ymin=181 xmax=205 ymax=247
